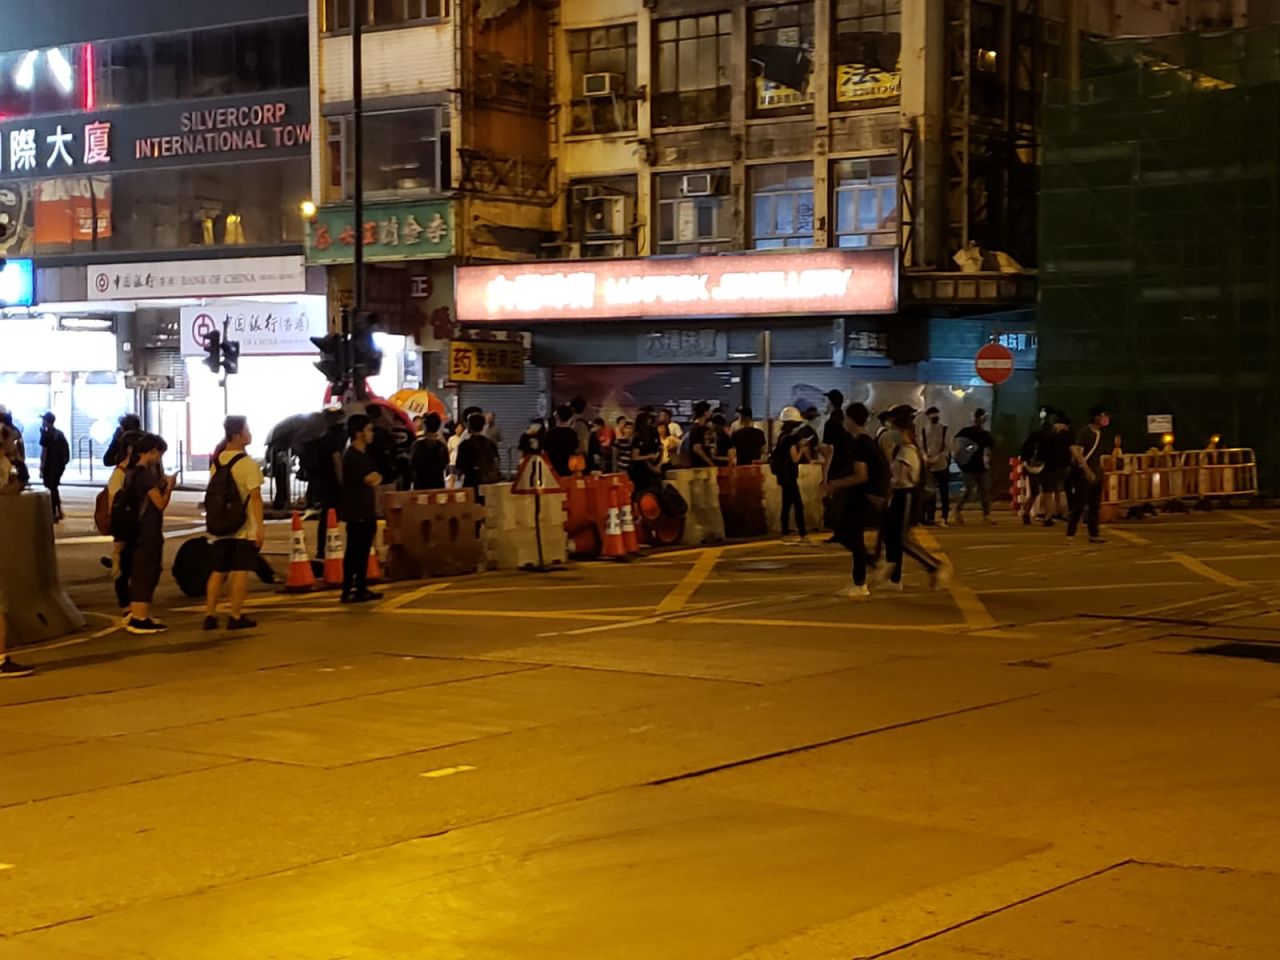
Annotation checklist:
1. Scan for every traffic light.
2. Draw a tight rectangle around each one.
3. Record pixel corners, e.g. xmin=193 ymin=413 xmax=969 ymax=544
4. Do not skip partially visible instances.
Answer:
xmin=351 ymin=313 xmax=383 ymax=380
xmin=311 ymin=333 xmax=347 ymax=385
xmin=203 ymin=329 xmax=222 ymax=375
xmin=220 ymin=339 xmax=241 ymax=376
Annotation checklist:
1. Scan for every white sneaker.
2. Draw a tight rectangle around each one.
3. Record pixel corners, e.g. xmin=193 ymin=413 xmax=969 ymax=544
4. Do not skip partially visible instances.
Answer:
xmin=951 ymin=513 xmax=965 ymax=525
xmin=837 ymin=584 xmax=871 ymax=600
xmin=931 ymin=564 xmax=954 ymax=590
xmin=877 ymin=580 xmax=904 ymax=593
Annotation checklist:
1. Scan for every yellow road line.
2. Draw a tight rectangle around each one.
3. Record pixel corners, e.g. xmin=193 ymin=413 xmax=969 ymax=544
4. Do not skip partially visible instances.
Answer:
xmin=976 ymin=580 xmax=1201 ymax=595
xmin=1228 ymin=512 xmax=1272 ymax=530
xmin=652 ymin=541 xmax=782 ymax=561
xmin=655 ymin=547 xmax=723 ymax=614
xmin=686 ymin=615 xmax=959 ymax=632
xmin=383 ymin=607 xmax=636 ymax=623
xmin=1168 ymin=552 xmax=1248 ymax=589
xmin=915 ymin=528 xmax=998 ymax=630
xmin=375 ymin=581 xmax=453 ymax=613
xmin=1109 ymin=528 xmax=1152 ymax=546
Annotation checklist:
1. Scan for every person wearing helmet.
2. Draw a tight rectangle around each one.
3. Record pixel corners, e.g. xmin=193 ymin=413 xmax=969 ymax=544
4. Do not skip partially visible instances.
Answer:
xmin=771 ymin=406 xmax=813 ymax=543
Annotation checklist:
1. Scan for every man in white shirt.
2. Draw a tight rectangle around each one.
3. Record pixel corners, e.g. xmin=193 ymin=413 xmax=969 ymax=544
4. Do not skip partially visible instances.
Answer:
xmin=920 ymin=406 xmax=951 ymax=525
xmin=204 ymin=416 xmax=265 ymax=631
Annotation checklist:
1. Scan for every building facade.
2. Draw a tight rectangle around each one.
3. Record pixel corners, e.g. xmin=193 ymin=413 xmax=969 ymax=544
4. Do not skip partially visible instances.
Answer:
xmin=0 ymin=0 xmax=332 ymax=473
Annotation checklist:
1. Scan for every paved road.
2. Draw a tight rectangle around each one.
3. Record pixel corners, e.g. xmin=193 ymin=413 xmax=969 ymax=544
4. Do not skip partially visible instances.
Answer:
xmin=4 ymin=506 xmax=1280 ymax=957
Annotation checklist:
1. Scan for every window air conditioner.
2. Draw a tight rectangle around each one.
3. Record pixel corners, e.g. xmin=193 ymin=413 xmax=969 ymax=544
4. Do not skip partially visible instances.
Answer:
xmin=583 ymin=73 xmax=619 ymax=98
xmin=584 ymin=196 xmax=627 ymax=236
xmin=681 ymin=173 xmax=714 ymax=196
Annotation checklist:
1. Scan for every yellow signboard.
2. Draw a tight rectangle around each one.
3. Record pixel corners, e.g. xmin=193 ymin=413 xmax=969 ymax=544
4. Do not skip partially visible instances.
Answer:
xmin=836 ymin=63 xmax=901 ymax=103
xmin=448 ymin=340 xmax=525 ymax=384
xmin=755 ymin=77 xmax=814 ymax=111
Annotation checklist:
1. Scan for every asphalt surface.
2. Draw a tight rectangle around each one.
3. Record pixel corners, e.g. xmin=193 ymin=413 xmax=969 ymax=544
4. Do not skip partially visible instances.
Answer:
xmin=5 ymin=493 xmax=1280 ymax=958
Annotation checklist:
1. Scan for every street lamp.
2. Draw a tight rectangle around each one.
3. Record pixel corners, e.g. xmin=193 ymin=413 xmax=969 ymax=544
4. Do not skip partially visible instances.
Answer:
xmin=300 ymin=200 xmax=317 ymax=220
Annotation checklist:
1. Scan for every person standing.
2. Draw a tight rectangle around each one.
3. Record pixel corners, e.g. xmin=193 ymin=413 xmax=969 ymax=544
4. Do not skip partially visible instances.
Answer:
xmin=920 ymin=407 xmax=950 ymax=526
xmin=38 ymin=412 xmax=70 ymax=522
xmin=952 ymin=408 xmax=995 ymax=525
xmin=0 ymin=425 xmax=32 ymax=677
xmin=306 ymin=411 xmax=345 ymax=561
xmin=684 ymin=401 xmax=716 ymax=467
xmin=340 ymin=415 xmax=383 ymax=604
xmin=730 ymin=409 xmax=767 ymax=465
xmin=123 ymin=434 xmax=176 ymax=635
xmin=569 ymin=396 xmax=592 ymax=458
xmin=772 ymin=409 xmax=812 ymax=543
xmin=629 ymin=411 xmax=662 ymax=492
xmin=544 ymin=405 xmax=580 ymax=478
xmin=102 ymin=413 xmax=142 ymax=469
xmin=709 ymin=413 xmax=733 ymax=465
xmin=881 ymin=411 xmax=947 ymax=590
xmin=612 ymin=418 xmax=635 ymax=474
xmin=820 ymin=390 xmax=852 ymax=538
xmin=657 ymin=408 xmax=683 ymax=443
xmin=409 ymin=412 xmax=450 ymax=490
xmin=203 ymin=416 xmax=265 ymax=631
xmin=1067 ymin=405 xmax=1108 ymax=544
xmin=455 ymin=412 xmax=503 ymax=502
xmin=827 ymin=403 xmax=884 ymax=599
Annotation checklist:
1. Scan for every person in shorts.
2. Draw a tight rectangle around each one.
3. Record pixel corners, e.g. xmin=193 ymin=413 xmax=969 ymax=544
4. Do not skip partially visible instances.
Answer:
xmin=204 ymin=416 xmax=265 ymax=631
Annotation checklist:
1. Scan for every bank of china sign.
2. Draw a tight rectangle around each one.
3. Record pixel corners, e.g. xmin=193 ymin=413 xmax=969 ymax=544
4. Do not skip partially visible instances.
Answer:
xmin=455 ymin=249 xmax=898 ymax=322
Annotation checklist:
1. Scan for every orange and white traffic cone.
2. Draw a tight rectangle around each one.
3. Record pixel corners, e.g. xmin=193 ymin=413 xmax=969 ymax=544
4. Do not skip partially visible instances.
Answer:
xmin=323 ymin=509 xmax=344 ymax=587
xmin=285 ymin=511 xmax=317 ymax=593
xmin=366 ymin=519 xmax=385 ymax=583
xmin=601 ymin=488 xmax=628 ymax=560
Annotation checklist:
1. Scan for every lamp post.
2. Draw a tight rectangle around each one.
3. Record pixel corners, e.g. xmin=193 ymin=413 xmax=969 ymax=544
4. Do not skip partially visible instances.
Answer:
xmin=349 ymin=0 xmax=366 ymax=391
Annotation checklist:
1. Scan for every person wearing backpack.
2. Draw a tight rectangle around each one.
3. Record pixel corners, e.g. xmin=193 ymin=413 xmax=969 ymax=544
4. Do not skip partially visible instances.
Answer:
xmin=879 ymin=410 xmax=948 ymax=590
xmin=123 ymin=434 xmax=176 ymax=635
xmin=203 ymin=416 xmax=265 ymax=631
xmin=99 ymin=429 xmax=143 ymax=618
xmin=772 ymin=408 xmax=813 ymax=543
xmin=455 ymin=412 xmax=502 ymax=504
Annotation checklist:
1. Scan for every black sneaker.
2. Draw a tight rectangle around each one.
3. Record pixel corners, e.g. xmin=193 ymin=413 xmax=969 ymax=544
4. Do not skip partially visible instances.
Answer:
xmin=227 ymin=616 xmax=257 ymax=631
xmin=352 ymin=590 xmax=384 ymax=603
xmin=203 ymin=616 xmax=219 ymax=631
xmin=0 ymin=657 xmax=35 ymax=678
xmin=1089 ymin=537 xmax=1107 ymax=545
xmin=126 ymin=618 xmax=168 ymax=635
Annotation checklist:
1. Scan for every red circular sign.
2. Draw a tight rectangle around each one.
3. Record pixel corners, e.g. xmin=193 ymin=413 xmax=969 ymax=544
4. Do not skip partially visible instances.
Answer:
xmin=975 ymin=342 xmax=1015 ymax=385
xmin=191 ymin=313 xmax=216 ymax=347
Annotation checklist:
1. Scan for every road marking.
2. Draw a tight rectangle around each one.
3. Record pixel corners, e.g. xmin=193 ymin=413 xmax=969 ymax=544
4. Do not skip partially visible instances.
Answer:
xmin=915 ymin=528 xmax=998 ymax=630
xmin=655 ymin=547 xmax=723 ymax=614
xmin=1108 ymin=528 xmax=1152 ymax=546
xmin=0 ymin=863 xmax=13 ymax=871
xmin=1226 ymin=512 xmax=1272 ymax=529
xmin=1169 ymin=552 xmax=1248 ymax=589
xmin=384 ymin=607 xmax=635 ymax=623
xmin=420 ymin=765 xmax=476 ymax=779
xmin=686 ymin=616 xmax=959 ymax=632
xmin=653 ymin=541 xmax=786 ymax=561
xmin=57 ymin=525 xmax=207 ymax=546
xmin=375 ymin=581 xmax=453 ymax=613
xmin=976 ymin=580 xmax=1201 ymax=595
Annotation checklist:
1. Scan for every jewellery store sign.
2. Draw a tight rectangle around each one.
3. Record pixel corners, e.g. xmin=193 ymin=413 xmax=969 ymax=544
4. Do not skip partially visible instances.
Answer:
xmin=305 ymin=200 xmax=455 ymax=264
xmin=0 ymin=89 xmax=311 ymax=179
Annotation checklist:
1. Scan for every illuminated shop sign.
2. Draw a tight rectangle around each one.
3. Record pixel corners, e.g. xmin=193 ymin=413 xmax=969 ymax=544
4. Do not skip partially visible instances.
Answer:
xmin=455 ymin=249 xmax=898 ymax=322
xmin=0 ymin=90 xmax=310 ymax=179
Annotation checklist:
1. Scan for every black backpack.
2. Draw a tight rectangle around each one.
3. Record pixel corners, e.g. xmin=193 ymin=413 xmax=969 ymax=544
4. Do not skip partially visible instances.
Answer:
xmin=473 ymin=438 xmax=503 ymax=485
xmin=205 ymin=453 xmax=249 ymax=537
xmin=110 ymin=474 xmax=142 ymax=542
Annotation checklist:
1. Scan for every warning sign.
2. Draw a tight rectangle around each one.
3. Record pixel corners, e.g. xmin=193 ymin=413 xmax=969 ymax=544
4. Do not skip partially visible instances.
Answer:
xmin=510 ymin=454 xmax=563 ymax=495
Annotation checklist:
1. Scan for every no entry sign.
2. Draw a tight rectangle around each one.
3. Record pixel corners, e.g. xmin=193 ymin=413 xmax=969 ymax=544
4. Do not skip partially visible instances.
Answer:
xmin=975 ymin=342 xmax=1015 ymax=385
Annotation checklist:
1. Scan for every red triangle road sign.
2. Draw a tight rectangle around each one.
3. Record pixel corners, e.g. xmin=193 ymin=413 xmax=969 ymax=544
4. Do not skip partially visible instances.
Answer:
xmin=510 ymin=454 xmax=564 ymax=495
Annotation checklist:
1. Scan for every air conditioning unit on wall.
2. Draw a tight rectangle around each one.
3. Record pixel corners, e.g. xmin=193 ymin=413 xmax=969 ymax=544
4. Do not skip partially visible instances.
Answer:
xmin=681 ymin=173 xmax=715 ymax=196
xmin=583 ymin=73 xmax=620 ymax=97
xmin=584 ymin=196 xmax=627 ymax=236
xmin=583 ymin=239 xmax=627 ymax=258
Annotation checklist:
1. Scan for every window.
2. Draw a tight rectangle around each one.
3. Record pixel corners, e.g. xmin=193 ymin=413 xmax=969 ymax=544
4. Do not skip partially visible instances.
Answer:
xmin=324 ymin=0 xmax=450 ymax=31
xmin=150 ymin=35 xmax=194 ymax=101
xmin=832 ymin=156 xmax=897 ymax=249
xmin=0 ymin=46 xmax=83 ymax=119
xmin=568 ymin=25 xmax=638 ymax=135
xmin=749 ymin=3 xmax=814 ymax=117
xmin=654 ymin=14 xmax=732 ymax=128
xmin=655 ymin=169 xmax=732 ymax=255
xmin=750 ymin=162 xmax=813 ymax=248
xmin=329 ymin=107 xmax=451 ymax=198
xmin=192 ymin=28 xmax=235 ymax=98
xmin=833 ymin=0 xmax=902 ymax=106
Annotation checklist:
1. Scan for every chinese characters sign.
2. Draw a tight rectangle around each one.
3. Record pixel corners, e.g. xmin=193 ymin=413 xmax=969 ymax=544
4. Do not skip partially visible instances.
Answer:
xmin=0 ymin=91 xmax=309 ymax=179
xmin=836 ymin=63 xmax=901 ymax=102
xmin=179 ymin=302 xmax=326 ymax=357
xmin=306 ymin=201 xmax=455 ymax=264
xmin=447 ymin=340 xmax=525 ymax=384
xmin=641 ymin=329 xmax=726 ymax=363
xmin=87 ymin=255 xmax=307 ymax=301
xmin=994 ymin=331 xmax=1036 ymax=353
xmin=456 ymin=249 xmax=898 ymax=323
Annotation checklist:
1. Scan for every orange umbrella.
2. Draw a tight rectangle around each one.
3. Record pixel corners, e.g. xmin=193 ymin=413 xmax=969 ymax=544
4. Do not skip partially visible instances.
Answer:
xmin=389 ymin=388 xmax=448 ymax=419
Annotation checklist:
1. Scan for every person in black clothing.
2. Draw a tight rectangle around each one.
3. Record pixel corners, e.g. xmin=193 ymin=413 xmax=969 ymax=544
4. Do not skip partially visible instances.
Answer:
xmin=340 ymin=415 xmax=383 ymax=604
xmin=455 ymin=412 xmax=502 ymax=502
xmin=629 ymin=411 xmax=662 ymax=492
xmin=1067 ymin=404 xmax=1108 ymax=544
xmin=827 ymin=402 xmax=883 ymax=598
xmin=102 ymin=414 xmax=142 ymax=468
xmin=730 ymin=409 xmax=767 ymax=465
xmin=38 ymin=412 xmax=70 ymax=522
xmin=953 ymin=408 xmax=995 ymax=524
xmin=409 ymin=412 xmax=449 ymax=490
xmin=123 ymin=434 xmax=176 ymax=634
xmin=685 ymin=400 xmax=716 ymax=467
xmin=518 ymin=417 xmax=546 ymax=457
xmin=544 ymin=405 xmax=579 ymax=478
xmin=1044 ymin=413 xmax=1073 ymax=521
xmin=307 ymin=412 xmax=346 ymax=560
xmin=773 ymin=412 xmax=813 ymax=542
xmin=709 ymin=414 xmax=733 ymax=465
xmin=820 ymin=390 xmax=852 ymax=536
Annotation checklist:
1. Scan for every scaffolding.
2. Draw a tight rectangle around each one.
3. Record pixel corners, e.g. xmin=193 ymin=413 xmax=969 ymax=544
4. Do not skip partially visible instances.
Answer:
xmin=1039 ymin=26 xmax=1280 ymax=491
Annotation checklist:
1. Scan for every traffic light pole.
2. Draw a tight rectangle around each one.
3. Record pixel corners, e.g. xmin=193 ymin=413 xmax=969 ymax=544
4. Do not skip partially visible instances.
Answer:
xmin=350 ymin=0 xmax=365 ymax=347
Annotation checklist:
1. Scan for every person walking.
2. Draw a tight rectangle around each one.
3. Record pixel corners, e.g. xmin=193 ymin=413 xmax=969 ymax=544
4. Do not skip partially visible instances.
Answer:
xmin=122 ymin=434 xmax=176 ymax=635
xmin=827 ymin=403 xmax=886 ymax=599
xmin=0 ymin=424 xmax=32 ymax=677
xmin=920 ymin=407 xmax=950 ymax=526
xmin=952 ymin=408 xmax=995 ymax=525
xmin=203 ymin=416 xmax=265 ymax=631
xmin=772 ymin=409 xmax=812 ymax=543
xmin=880 ymin=410 xmax=947 ymax=590
xmin=1067 ymin=405 xmax=1108 ymax=544
xmin=38 ymin=412 xmax=70 ymax=522
xmin=409 ymin=412 xmax=450 ymax=490
xmin=340 ymin=415 xmax=383 ymax=604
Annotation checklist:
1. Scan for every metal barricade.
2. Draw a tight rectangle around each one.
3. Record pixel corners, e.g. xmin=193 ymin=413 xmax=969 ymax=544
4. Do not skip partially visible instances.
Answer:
xmin=1102 ymin=447 xmax=1258 ymax=516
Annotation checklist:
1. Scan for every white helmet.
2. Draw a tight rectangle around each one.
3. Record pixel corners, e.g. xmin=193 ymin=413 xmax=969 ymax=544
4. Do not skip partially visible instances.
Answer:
xmin=778 ymin=406 xmax=803 ymax=422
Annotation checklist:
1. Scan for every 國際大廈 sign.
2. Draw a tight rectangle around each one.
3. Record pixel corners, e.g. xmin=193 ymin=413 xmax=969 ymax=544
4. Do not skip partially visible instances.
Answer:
xmin=0 ymin=89 xmax=311 ymax=179
xmin=455 ymin=248 xmax=898 ymax=323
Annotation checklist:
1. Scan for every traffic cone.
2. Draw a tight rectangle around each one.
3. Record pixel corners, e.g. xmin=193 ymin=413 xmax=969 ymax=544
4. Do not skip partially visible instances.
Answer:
xmin=619 ymin=483 xmax=639 ymax=555
xmin=601 ymin=487 xmax=628 ymax=560
xmin=285 ymin=511 xmax=317 ymax=593
xmin=366 ymin=519 xmax=385 ymax=583
xmin=323 ymin=509 xmax=344 ymax=587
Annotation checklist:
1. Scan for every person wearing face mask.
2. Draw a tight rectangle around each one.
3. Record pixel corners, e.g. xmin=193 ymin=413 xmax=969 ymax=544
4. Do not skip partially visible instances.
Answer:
xmin=1067 ymin=405 xmax=1109 ymax=544
xmin=920 ymin=407 xmax=950 ymax=526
